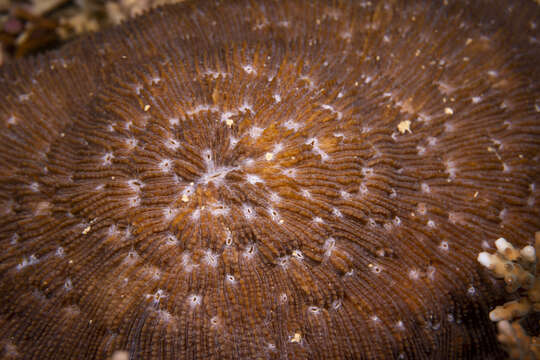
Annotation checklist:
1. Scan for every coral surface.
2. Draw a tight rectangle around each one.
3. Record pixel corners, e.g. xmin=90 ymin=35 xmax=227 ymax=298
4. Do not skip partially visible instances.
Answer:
xmin=0 ymin=0 xmax=539 ymax=359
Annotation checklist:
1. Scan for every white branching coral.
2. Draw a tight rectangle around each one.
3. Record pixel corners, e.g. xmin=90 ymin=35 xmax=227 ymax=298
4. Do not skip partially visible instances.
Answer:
xmin=477 ymin=232 xmax=540 ymax=359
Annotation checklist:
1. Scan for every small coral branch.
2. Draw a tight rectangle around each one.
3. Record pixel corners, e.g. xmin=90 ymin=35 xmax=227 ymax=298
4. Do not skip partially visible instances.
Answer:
xmin=477 ymin=232 xmax=540 ymax=359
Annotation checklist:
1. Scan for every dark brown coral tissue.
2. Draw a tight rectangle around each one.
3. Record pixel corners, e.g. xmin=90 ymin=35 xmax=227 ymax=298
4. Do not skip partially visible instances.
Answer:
xmin=0 ymin=0 xmax=539 ymax=359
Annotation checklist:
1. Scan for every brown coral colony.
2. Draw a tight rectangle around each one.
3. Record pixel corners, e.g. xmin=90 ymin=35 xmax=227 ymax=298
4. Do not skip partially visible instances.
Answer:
xmin=0 ymin=0 xmax=539 ymax=359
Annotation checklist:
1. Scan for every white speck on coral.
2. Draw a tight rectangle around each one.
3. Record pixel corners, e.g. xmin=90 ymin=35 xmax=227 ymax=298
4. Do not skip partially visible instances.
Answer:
xmin=159 ymin=159 xmax=172 ymax=172
xmin=427 ymin=136 xmax=437 ymax=146
xmin=224 ymin=230 xmax=233 ymax=246
xmin=127 ymin=179 xmax=143 ymax=192
xmin=249 ymin=126 xmax=264 ymax=139
xmin=361 ymin=167 xmax=374 ymax=177
xmin=268 ymin=207 xmax=280 ymax=222
xmin=163 ymin=207 xmax=177 ymax=221
xmin=340 ymin=190 xmax=351 ymax=200
xmin=242 ymin=64 xmax=256 ymax=74
xmin=306 ymin=138 xmax=329 ymax=161
xmin=29 ymin=182 xmax=39 ymax=192
xmin=165 ymin=138 xmax=180 ymax=150
xmin=292 ymin=249 xmax=304 ymax=260
xmin=166 ymin=234 xmax=178 ymax=246
xmin=7 ymin=115 xmax=17 ymax=125
xmin=243 ymin=244 xmax=256 ymax=259
xmin=157 ymin=310 xmax=173 ymax=323
xmin=204 ymin=250 xmax=219 ymax=268
xmin=283 ymin=168 xmax=297 ymax=178
xmin=332 ymin=207 xmax=343 ymax=217
xmin=320 ymin=104 xmax=342 ymax=120
xmin=246 ymin=174 xmax=264 ymax=185
xmin=64 ymin=278 xmax=73 ymax=291
xmin=55 ymin=247 xmax=65 ymax=257
xmin=229 ymin=136 xmax=239 ymax=148
xmin=340 ymin=31 xmax=352 ymax=40
xmin=397 ymin=120 xmax=412 ymax=134
xmin=299 ymin=75 xmax=316 ymax=89
xmin=18 ymin=93 xmax=30 ymax=102
xmin=445 ymin=160 xmax=457 ymax=180
xmin=499 ymin=208 xmax=507 ymax=220
xmin=181 ymin=253 xmax=195 ymax=272
xmin=188 ymin=294 xmax=201 ymax=307
xmin=191 ymin=208 xmax=201 ymax=220
xmin=278 ymin=256 xmax=290 ymax=269
xmin=284 ymin=119 xmax=302 ymax=131
xmin=269 ymin=192 xmax=281 ymax=203
xmin=17 ymin=254 xmax=39 ymax=270
xmin=127 ymin=195 xmax=140 ymax=207
xmin=210 ymin=316 xmax=220 ymax=327
xmin=308 ymin=306 xmax=320 ymax=315
xmin=125 ymin=138 xmax=137 ymax=150
xmin=426 ymin=266 xmax=436 ymax=281
xmin=359 ymin=183 xmax=369 ymax=195
xmin=277 ymin=20 xmax=290 ymax=28
xmin=226 ymin=274 xmax=236 ymax=285
xmin=408 ymin=269 xmax=420 ymax=280
xmin=210 ymin=203 xmax=229 ymax=217
xmin=187 ymin=104 xmax=217 ymax=116
xmin=324 ymin=238 xmax=336 ymax=258
xmin=123 ymin=250 xmax=139 ymax=266
xmin=332 ymin=299 xmax=342 ymax=310
xmin=220 ymin=111 xmax=235 ymax=127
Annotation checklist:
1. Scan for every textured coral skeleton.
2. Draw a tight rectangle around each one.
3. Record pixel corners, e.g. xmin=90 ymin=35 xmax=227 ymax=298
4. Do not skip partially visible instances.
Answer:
xmin=478 ymin=233 xmax=540 ymax=359
xmin=0 ymin=0 xmax=539 ymax=359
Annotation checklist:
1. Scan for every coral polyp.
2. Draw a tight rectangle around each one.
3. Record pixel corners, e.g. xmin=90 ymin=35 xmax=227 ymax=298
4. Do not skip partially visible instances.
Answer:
xmin=0 ymin=0 xmax=539 ymax=359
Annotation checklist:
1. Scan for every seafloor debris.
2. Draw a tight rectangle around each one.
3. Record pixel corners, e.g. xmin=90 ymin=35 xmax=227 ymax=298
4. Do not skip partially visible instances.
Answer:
xmin=478 ymin=232 xmax=540 ymax=359
xmin=0 ymin=0 xmax=183 ymax=64
xmin=105 ymin=0 xmax=183 ymax=24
